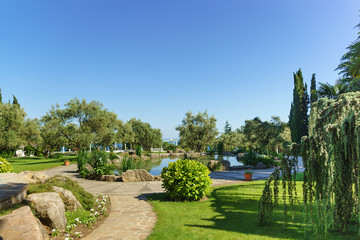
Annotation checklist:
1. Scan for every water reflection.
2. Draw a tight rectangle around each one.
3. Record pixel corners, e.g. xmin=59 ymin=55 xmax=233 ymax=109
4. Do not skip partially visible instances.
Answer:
xmin=132 ymin=154 xmax=243 ymax=176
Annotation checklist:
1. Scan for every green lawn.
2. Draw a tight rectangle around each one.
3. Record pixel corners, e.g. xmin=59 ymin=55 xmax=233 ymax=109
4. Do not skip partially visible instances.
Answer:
xmin=6 ymin=156 xmax=77 ymax=173
xmin=147 ymin=181 xmax=357 ymax=240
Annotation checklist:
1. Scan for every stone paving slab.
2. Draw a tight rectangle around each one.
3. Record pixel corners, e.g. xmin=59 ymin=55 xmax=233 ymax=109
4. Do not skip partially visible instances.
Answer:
xmin=0 ymin=173 xmax=28 ymax=210
xmin=83 ymin=195 xmax=156 ymax=240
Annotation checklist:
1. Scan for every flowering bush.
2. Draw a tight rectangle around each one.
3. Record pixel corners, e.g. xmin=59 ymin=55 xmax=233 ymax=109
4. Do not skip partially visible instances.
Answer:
xmin=0 ymin=157 xmax=13 ymax=173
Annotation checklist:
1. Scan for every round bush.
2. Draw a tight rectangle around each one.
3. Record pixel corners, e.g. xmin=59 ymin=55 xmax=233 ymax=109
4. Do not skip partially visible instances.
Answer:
xmin=0 ymin=157 xmax=13 ymax=173
xmin=161 ymin=159 xmax=212 ymax=201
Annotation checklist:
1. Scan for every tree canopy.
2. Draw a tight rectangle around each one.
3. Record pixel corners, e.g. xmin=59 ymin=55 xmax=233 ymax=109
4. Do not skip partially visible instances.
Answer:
xmin=176 ymin=111 xmax=218 ymax=152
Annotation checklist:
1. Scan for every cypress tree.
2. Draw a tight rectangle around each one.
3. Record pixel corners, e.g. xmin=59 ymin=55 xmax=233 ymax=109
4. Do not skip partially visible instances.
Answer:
xmin=0 ymin=89 xmax=2 ymax=104
xmin=310 ymin=74 xmax=318 ymax=104
xmin=12 ymin=94 xmax=20 ymax=107
xmin=289 ymin=69 xmax=309 ymax=143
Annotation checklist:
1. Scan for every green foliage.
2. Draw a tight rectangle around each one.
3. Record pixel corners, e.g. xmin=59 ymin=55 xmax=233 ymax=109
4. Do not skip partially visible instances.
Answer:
xmin=176 ymin=111 xmax=218 ymax=152
xmin=135 ymin=145 xmax=142 ymax=157
xmin=116 ymin=156 xmax=137 ymax=175
xmin=0 ymin=102 xmax=26 ymax=152
xmin=77 ymin=150 xmax=89 ymax=177
xmin=289 ymin=69 xmax=309 ymax=143
xmin=242 ymin=116 xmax=290 ymax=153
xmin=310 ymin=73 xmax=318 ymax=104
xmin=162 ymin=142 xmax=177 ymax=152
xmin=128 ymin=118 xmax=162 ymax=151
xmin=0 ymin=150 xmax=14 ymax=158
xmin=301 ymin=92 xmax=360 ymax=235
xmin=336 ymin=22 xmax=360 ymax=93
xmin=161 ymin=159 xmax=212 ymax=201
xmin=109 ymin=152 xmax=118 ymax=160
xmin=28 ymin=176 xmax=95 ymax=210
xmin=258 ymin=168 xmax=280 ymax=225
xmin=241 ymin=151 xmax=274 ymax=168
xmin=88 ymin=150 xmax=113 ymax=178
xmin=48 ymin=153 xmax=64 ymax=159
xmin=0 ymin=157 xmax=13 ymax=173
xmin=257 ymin=146 xmax=299 ymax=226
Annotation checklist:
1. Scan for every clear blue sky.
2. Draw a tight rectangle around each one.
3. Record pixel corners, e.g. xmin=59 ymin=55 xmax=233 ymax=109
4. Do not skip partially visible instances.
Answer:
xmin=0 ymin=1 xmax=359 ymax=138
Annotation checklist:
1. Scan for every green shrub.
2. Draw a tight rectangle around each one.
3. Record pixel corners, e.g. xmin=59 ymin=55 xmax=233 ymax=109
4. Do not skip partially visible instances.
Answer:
xmin=116 ymin=156 xmax=137 ymax=175
xmin=161 ymin=159 xmax=212 ymax=201
xmin=135 ymin=145 xmax=142 ymax=157
xmin=0 ymin=157 xmax=13 ymax=173
xmin=88 ymin=150 xmax=113 ymax=178
xmin=241 ymin=151 xmax=274 ymax=167
xmin=0 ymin=150 xmax=14 ymax=158
xmin=49 ymin=153 xmax=63 ymax=159
xmin=77 ymin=150 xmax=89 ymax=178
xmin=109 ymin=152 xmax=118 ymax=160
xmin=27 ymin=175 xmax=95 ymax=210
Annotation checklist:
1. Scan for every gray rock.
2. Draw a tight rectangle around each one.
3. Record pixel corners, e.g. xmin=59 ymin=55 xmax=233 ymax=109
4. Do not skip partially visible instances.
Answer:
xmin=19 ymin=171 xmax=49 ymax=184
xmin=122 ymin=169 xmax=155 ymax=182
xmin=255 ymin=162 xmax=267 ymax=169
xmin=25 ymin=192 xmax=67 ymax=231
xmin=53 ymin=186 xmax=82 ymax=211
xmin=0 ymin=206 xmax=49 ymax=240
xmin=221 ymin=160 xmax=231 ymax=170
xmin=100 ymin=175 xmax=119 ymax=182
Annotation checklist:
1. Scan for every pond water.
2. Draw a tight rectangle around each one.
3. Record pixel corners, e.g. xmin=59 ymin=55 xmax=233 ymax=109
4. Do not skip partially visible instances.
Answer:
xmin=121 ymin=154 xmax=243 ymax=176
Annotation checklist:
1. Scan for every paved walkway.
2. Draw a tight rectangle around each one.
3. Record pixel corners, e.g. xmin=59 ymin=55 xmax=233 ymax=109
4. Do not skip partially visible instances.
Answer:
xmin=41 ymin=162 xmax=304 ymax=240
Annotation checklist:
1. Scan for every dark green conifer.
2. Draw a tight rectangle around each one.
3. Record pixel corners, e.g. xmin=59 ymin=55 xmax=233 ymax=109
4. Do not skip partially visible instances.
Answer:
xmin=310 ymin=74 xmax=318 ymax=104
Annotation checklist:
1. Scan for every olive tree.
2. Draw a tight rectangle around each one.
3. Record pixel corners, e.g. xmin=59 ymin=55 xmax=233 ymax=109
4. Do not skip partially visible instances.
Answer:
xmin=176 ymin=111 xmax=218 ymax=152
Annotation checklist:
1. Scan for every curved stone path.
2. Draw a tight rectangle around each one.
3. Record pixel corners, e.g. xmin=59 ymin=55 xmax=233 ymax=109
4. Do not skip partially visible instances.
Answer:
xmin=42 ymin=163 xmax=304 ymax=240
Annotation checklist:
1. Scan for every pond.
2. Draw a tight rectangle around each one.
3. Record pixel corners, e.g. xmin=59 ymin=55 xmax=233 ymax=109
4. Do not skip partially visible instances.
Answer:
xmin=125 ymin=154 xmax=243 ymax=176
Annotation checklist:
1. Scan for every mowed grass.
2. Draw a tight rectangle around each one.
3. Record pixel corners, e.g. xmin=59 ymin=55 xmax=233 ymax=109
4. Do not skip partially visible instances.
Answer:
xmin=6 ymin=156 xmax=77 ymax=173
xmin=147 ymin=181 xmax=358 ymax=240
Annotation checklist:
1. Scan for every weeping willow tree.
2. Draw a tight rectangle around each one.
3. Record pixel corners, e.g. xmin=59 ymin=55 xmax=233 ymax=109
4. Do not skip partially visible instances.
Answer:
xmin=258 ymin=92 xmax=360 ymax=237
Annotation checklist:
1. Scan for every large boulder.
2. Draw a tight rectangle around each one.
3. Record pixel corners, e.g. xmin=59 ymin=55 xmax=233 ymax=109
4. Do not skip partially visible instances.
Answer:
xmin=19 ymin=171 xmax=49 ymax=184
xmin=25 ymin=192 xmax=67 ymax=231
xmin=52 ymin=186 xmax=82 ymax=211
xmin=221 ymin=160 xmax=231 ymax=170
xmin=0 ymin=206 xmax=48 ymax=240
xmin=122 ymin=169 xmax=155 ymax=182
xmin=255 ymin=162 xmax=267 ymax=169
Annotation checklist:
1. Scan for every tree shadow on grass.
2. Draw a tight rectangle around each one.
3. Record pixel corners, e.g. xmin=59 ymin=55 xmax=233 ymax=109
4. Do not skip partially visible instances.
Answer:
xmin=186 ymin=183 xmax=306 ymax=239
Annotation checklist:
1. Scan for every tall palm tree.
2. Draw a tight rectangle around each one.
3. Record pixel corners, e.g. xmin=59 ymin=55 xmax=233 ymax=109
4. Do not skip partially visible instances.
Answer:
xmin=317 ymin=82 xmax=338 ymax=99
xmin=335 ymin=22 xmax=360 ymax=93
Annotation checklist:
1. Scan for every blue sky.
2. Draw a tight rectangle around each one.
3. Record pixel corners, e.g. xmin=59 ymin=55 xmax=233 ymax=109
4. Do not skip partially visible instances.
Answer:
xmin=0 ymin=1 xmax=359 ymax=138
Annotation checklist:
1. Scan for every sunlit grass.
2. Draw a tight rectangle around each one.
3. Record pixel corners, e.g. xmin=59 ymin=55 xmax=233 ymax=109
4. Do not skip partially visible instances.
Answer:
xmin=6 ymin=156 xmax=77 ymax=173
xmin=147 ymin=180 xmax=357 ymax=240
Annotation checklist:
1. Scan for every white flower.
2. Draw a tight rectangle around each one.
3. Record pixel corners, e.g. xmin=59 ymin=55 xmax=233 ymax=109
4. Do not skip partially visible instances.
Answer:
xmin=52 ymin=229 xmax=57 ymax=232
xmin=90 ymin=208 xmax=94 ymax=212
